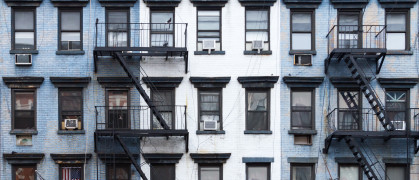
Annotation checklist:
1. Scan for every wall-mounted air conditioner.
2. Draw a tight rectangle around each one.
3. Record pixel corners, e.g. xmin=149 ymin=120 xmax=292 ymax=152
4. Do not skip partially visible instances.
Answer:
xmin=202 ymin=40 xmax=216 ymax=54
xmin=65 ymin=119 xmax=78 ymax=130
xmin=203 ymin=120 xmax=217 ymax=131
xmin=15 ymin=54 xmax=32 ymax=65
xmin=252 ymin=40 xmax=264 ymax=53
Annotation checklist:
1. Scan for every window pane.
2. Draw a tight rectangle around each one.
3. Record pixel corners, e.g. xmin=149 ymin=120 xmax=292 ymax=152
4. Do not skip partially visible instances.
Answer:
xmin=248 ymin=92 xmax=267 ymax=111
xmin=200 ymin=167 xmax=220 ymax=180
xmin=291 ymin=112 xmax=312 ymax=129
xmin=247 ymin=111 xmax=268 ymax=130
xmin=292 ymin=33 xmax=311 ymax=50
xmin=61 ymin=32 xmax=81 ymax=50
xmin=15 ymin=32 xmax=34 ymax=50
xmin=387 ymin=166 xmax=406 ymax=180
xmin=387 ymin=13 xmax=406 ymax=31
xmin=151 ymin=164 xmax=175 ymax=180
xmin=14 ymin=166 xmax=35 ymax=180
xmin=108 ymin=91 xmax=128 ymax=108
xmin=292 ymin=13 xmax=311 ymax=32
xmin=108 ymin=32 xmax=127 ymax=47
xmin=198 ymin=11 xmax=220 ymax=31
xmin=61 ymin=11 xmax=80 ymax=31
xmin=107 ymin=165 xmax=130 ymax=180
xmin=246 ymin=31 xmax=268 ymax=42
xmin=108 ymin=11 xmax=128 ymax=30
xmin=198 ymin=32 xmax=220 ymax=39
xmin=339 ymin=91 xmax=359 ymax=109
xmin=61 ymin=90 xmax=82 ymax=111
xmin=248 ymin=166 xmax=268 ymax=180
xmin=15 ymin=92 xmax=34 ymax=110
xmin=292 ymin=166 xmax=312 ymax=180
xmin=200 ymin=92 xmax=220 ymax=111
xmin=151 ymin=34 xmax=173 ymax=47
xmin=151 ymin=12 xmax=173 ymax=31
xmin=201 ymin=113 xmax=220 ymax=122
xmin=386 ymin=33 xmax=405 ymax=50
xmin=15 ymin=11 xmax=34 ymax=30
xmin=14 ymin=111 xmax=35 ymax=129
xmin=340 ymin=165 xmax=359 ymax=180
xmin=339 ymin=14 xmax=358 ymax=26
xmin=62 ymin=32 xmax=80 ymax=41
xmin=246 ymin=10 xmax=268 ymax=30
xmin=61 ymin=167 xmax=82 ymax=180
xmin=292 ymin=91 xmax=311 ymax=109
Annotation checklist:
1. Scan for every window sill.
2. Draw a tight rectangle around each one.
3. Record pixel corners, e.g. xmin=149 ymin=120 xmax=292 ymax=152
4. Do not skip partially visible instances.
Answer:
xmin=288 ymin=129 xmax=317 ymax=135
xmin=289 ymin=50 xmax=317 ymax=55
xmin=244 ymin=130 xmax=272 ymax=134
xmin=10 ymin=129 xmax=38 ymax=135
xmin=57 ymin=130 xmax=85 ymax=135
xmin=196 ymin=130 xmax=225 ymax=135
xmin=10 ymin=50 xmax=39 ymax=54
xmin=56 ymin=50 xmax=85 ymax=55
xmin=386 ymin=50 xmax=413 ymax=55
xmin=243 ymin=51 xmax=272 ymax=55
xmin=194 ymin=51 xmax=225 ymax=55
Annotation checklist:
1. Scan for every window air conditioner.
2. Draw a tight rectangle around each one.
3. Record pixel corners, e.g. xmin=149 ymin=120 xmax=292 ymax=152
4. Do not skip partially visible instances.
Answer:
xmin=392 ymin=121 xmax=406 ymax=131
xmin=65 ymin=119 xmax=78 ymax=130
xmin=203 ymin=120 xmax=217 ymax=131
xmin=15 ymin=54 xmax=32 ymax=65
xmin=294 ymin=54 xmax=312 ymax=65
xmin=202 ymin=40 xmax=216 ymax=54
xmin=252 ymin=40 xmax=264 ymax=53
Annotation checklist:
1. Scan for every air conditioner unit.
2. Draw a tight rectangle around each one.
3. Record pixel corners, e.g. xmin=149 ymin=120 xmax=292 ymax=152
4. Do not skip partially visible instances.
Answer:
xmin=15 ymin=54 xmax=32 ymax=65
xmin=252 ymin=40 xmax=264 ymax=53
xmin=294 ymin=54 xmax=312 ymax=65
xmin=202 ymin=40 xmax=216 ymax=54
xmin=65 ymin=119 xmax=78 ymax=130
xmin=392 ymin=121 xmax=406 ymax=130
xmin=203 ymin=120 xmax=217 ymax=131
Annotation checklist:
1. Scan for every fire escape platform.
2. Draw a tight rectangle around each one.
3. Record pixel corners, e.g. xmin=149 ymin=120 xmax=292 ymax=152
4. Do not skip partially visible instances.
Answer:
xmin=327 ymin=130 xmax=419 ymax=139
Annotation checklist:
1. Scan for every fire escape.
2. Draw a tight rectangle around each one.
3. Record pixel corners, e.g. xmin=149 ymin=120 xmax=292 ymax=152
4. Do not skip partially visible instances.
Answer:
xmin=323 ymin=25 xmax=419 ymax=179
xmin=93 ymin=19 xmax=188 ymax=180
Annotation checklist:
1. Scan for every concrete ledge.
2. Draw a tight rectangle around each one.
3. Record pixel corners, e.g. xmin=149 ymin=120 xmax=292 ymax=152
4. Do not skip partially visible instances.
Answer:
xmin=10 ymin=50 xmax=39 ymax=54
xmin=143 ymin=153 xmax=183 ymax=164
xmin=382 ymin=157 xmax=412 ymax=164
xmin=190 ymin=153 xmax=231 ymax=163
xmin=10 ymin=129 xmax=38 ymax=135
xmin=287 ymin=157 xmax=318 ymax=163
xmin=56 ymin=50 xmax=85 ymax=55
xmin=196 ymin=130 xmax=225 ymax=135
xmin=335 ymin=157 xmax=357 ymax=164
xmin=242 ymin=157 xmax=274 ymax=163
xmin=50 ymin=153 xmax=92 ymax=164
xmin=4 ymin=153 xmax=44 ymax=164
xmin=57 ymin=130 xmax=86 ymax=135
xmin=289 ymin=50 xmax=317 ymax=55
xmin=288 ymin=129 xmax=317 ymax=135
xmin=194 ymin=51 xmax=225 ymax=55
xmin=243 ymin=51 xmax=272 ymax=55
xmin=244 ymin=130 xmax=272 ymax=134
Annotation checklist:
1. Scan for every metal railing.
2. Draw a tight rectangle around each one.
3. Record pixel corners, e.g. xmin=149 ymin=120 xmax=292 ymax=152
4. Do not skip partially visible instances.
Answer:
xmin=95 ymin=106 xmax=187 ymax=131
xmin=326 ymin=25 xmax=386 ymax=54
xmin=326 ymin=108 xmax=419 ymax=135
xmin=95 ymin=20 xmax=188 ymax=49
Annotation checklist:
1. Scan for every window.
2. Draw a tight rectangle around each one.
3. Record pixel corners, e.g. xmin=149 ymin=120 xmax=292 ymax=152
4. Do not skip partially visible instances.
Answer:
xmin=245 ymin=8 xmax=269 ymax=51
xmin=106 ymin=90 xmax=129 ymax=129
xmin=13 ymin=8 xmax=36 ymax=50
xmin=294 ymin=135 xmax=312 ymax=145
xmin=291 ymin=10 xmax=314 ymax=50
xmin=197 ymin=9 xmax=221 ymax=51
xmin=386 ymin=164 xmax=407 ymax=180
xmin=60 ymin=164 xmax=83 ymax=180
xmin=246 ymin=90 xmax=269 ymax=131
xmin=291 ymin=164 xmax=314 ymax=180
xmin=106 ymin=164 xmax=131 ymax=180
xmin=106 ymin=9 xmax=129 ymax=47
xmin=151 ymin=164 xmax=175 ymax=180
xmin=385 ymin=90 xmax=408 ymax=130
xmin=338 ymin=90 xmax=361 ymax=130
xmin=151 ymin=10 xmax=174 ymax=47
xmin=291 ymin=90 xmax=314 ymax=130
xmin=59 ymin=9 xmax=82 ymax=51
xmin=59 ymin=88 xmax=83 ymax=130
xmin=151 ymin=89 xmax=175 ymax=129
xmin=199 ymin=90 xmax=222 ymax=131
xmin=13 ymin=164 xmax=36 ymax=180
xmin=13 ymin=90 xmax=36 ymax=130
xmin=339 ymin=164 xmax=361 ymax=180
xmin=338 ymin=10 xmax=361 ymax=48
xmin=386 ymin=10 xmax=409 ymax=50
xmin=199 ymin=164 xmax=222 ymax=180
xmin=246 ymin=164 xmax=270 ymax=180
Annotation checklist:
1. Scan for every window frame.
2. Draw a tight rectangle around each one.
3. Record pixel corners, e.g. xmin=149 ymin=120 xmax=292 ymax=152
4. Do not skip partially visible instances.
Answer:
xmin=198 ymin=88 xmax=223 ymax=131
xmin=58 ymin=8 xmax=83 ymax=51
xmin=198 ymin=163 xmax=223 ymax=180
xmin=12 ymin=89 xmax=37 ymax=130
xmin=385 ymin=9 xmax=410 ymax=51
xmin=150 ymin=8 xmax=175 ymax=47
xmin=385 ymin=164 xmax=409 ymax=180
xmin=58 ymin=88 xmax=83 ymax=130
xmin=337 ymin=9 xmax=363 ymax=49
xmin=337 ymin=89 xmax=362 ymax=130
xmin=59 ymin=164 xmax=84 ymax=180
xmin=385 ymin=89 xmax=409 ymax=130
xmin=338 ymin=164 xmax=362 ymax=180
xmin=290 ymin=9 xmax=315 ymax=51
xmin=290 ymin=163 xmax=315 ymax=180
xmin=150 ymin=163 xmax=176 ymax=180
xmin=246 ymin=163 xmax=271 ymax=180
xmin=290 ymin=88 xmax=315 ymax=130
xmin=105 ymin=8 xmax=130 ymax=47
xmin=245 ymin=89 xmax=270 ymax=131
xmin=12 ymin=164 xmax=37 ymax=180
xmin=106 ymin=163 xmax=131 ymax=180
xmin=150 ymin=88 xmax=176 ymax=129
xmin=245 ymin=7 xmax=270 ymax=51
xmin=105 ymin=89 xmax=131 ymax=129
xmin=12 ymin=7 xmax=36 ymax=50
xmin=196 ymin=8 xmax=222 ymax=51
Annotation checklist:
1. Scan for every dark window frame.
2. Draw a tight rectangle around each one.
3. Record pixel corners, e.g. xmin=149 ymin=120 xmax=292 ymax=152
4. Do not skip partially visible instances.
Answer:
xmin=105 ymin=8 xmax=130 ymax=47
xmin=290 ymin=88 xmax=315 ymax=130
xmin=338 ymin=163 xmax=362 ymax=180
xmin=12 ymin=89 xmax=37 ymax=130
xmin=290 ymin=9 xmax=315 ymax=51
xmin=106 ymin=163 xmax=131 ymax=180
xmin=245 ymin=88 xmax=271 ymax=131
xmin=150 ymin=163 xmax=176 ymax=180
xmin=245 ymin=7 xmax=271 ymax=51
xmin=385 ymin=89 xmax=410 ymax=130
xmin=337 ymin=9 xmax=363 ymax=48
xmin=12 ymin=7 xmax=36 ymax=50
xmin=196 ymin=8 xmax=222 ymax=51
xmin=385 ymin=164 xmax=409 ymax=180
xmin=337 ymin=89 xmax=362 ymax=130
xmin=290 ymin=163 xmax=315 ymax=180
xmin=198 ymin=88 xmax=223 ymax=131
xmin=58 ymin=8 xmax=83 ymax=51
xmin=12 ymin=164 xmax=37 ymax=180
xmin=59 ymin=164 xmax=84 ymax=180
xmin=58 ymin=88 xmax=83 ymax=130
xmin=105 ymin=89 xmax=131 ymax=129
xmin=385 ymin=9 xmax=410 ymax=51
xmin=246 ymin=163 xmax=271 ymax=180
xmin=198 ymin=163 xmax=223 ymax=180
xmin=150 ymin=88 xmax=176 ymax=129
xmin=150 ymin=8 xmax=175 ymax=47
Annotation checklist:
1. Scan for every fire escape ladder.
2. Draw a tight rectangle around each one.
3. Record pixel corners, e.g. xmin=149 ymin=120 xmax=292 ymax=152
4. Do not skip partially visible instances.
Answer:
xmin=115 ymin=135 xmax=149 ymax=180
xmin=343 ymin=55 xmax=395 ymax=131
xmin=339 ymin=91 xmax=360 ymax=127
xmin=344 ymin=136 xmax=379 ymax=180
xmin=114 ymin=52 xmax=170 ymax=130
